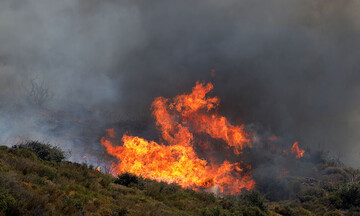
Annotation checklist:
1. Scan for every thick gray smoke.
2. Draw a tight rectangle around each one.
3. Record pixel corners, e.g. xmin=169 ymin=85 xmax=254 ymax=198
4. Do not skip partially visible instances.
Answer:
xmin=1 ymin=0 xmax=360 ymax=166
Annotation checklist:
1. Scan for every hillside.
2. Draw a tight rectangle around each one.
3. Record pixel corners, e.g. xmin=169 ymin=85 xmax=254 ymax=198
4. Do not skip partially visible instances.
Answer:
xmin=0 ymin=143 xmax=360 ymax=216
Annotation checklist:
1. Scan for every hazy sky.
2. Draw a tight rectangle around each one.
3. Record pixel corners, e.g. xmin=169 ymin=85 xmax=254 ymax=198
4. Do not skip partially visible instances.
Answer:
xmin=1 ymin=0 xmax=360 ymax=166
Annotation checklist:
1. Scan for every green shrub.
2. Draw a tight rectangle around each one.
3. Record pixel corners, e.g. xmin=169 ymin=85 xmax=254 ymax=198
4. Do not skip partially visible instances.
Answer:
xmin=274 ymin=206 xmax=296 ymax=216
xmin=337 ymin=183 xmax=360 ymax=209
xmin=242 ymin=206 xmax=267 ymax=216
xmin=37 ymin=167 xmax=57 ymax=181
xmin=7 ymin=148 xmax=38 ymax=161
xmin=162 ymin=183 xmax=180 ymax=195
xmin=144 ymin=181 xmax=166 ymax=201
xmin=201 ymin=206 xmax=223 ymax=216
xmin=62 ymin=195 xmax=84 ymax=214
xmin=326 ymin=194 xmax=343 ymax=208
xmin=100 ymin=176 xmax=113 ymax=189
xmin=116 ymin=207 xmax=129 ymax=216
xmin=193 ymin=191 xmax=216 ymax=203
xmin=324 ymin=210 xmax=344 ymax=216
xmin=297 ymin=208 xmax=312 ymax=216
xmin=114 ymin=173 xmax=139 ymax=187
xmin=0 ymin=188 xmax=15 ymax=214
xmin=13 ymin=141 xmax=65 ymax=162
xmin=298 ymin=187 xmax=326 ymax=203
xmin=239 ymin=190 xmax=267 ymax=211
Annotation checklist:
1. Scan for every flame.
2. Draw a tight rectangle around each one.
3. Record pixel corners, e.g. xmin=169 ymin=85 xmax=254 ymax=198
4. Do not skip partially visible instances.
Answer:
xmin=267 ymin=135 xmax=279 ymax=142
xmin=101 ymin=82 xmax=254 ymax=194
xmin=282 ymin=168 xmax=290 ymax=175
xmin=291 ymin=141 xmax=305 ymax=158
xmin=210 ymin=69 xmax=215 ymax=77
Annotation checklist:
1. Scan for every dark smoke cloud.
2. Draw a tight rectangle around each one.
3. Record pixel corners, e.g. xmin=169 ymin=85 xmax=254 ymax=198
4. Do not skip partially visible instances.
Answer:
xmin=1 ymin=0 xmax=360 ymax=166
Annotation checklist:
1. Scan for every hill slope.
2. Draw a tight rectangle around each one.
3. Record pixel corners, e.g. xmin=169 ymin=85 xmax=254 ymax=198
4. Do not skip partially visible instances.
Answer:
xmin=0 ymin=144 xmax=360 ymax=216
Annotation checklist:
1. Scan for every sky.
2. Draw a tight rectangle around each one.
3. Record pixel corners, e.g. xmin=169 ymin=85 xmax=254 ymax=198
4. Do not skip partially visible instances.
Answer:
xmin=1 ymin=0 xmax=360 ymax=166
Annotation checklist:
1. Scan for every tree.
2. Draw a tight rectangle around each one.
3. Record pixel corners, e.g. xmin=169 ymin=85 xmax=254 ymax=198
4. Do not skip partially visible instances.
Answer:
xmin=26 ymin=79 xmax=53 ymax=106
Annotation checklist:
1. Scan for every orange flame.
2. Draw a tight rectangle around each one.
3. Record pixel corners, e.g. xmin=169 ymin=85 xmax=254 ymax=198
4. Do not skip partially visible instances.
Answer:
xmin=267 ymin=135 xmax=279 ymax=142
xmin=291 ymin=141 xmax=305 ymax=158
xmin=210 ymin=69 xmax=215 ymax=77
xmin=282 ymin=168 xmax=290 ymax=175
xmin=101 ymin=82 xmax=255 ymax=195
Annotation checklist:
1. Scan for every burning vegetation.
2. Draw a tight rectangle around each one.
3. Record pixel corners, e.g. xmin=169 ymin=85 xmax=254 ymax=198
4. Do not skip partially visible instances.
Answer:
xmin=101 ymin=82 xmax=254 ymax=194
xmin=1 ymin=139 xmax=360 ymax=215
xmin=291 ymin=141 xmax=305 ymax=159
xmin=101 ymin=82 xmax=305 ymax=195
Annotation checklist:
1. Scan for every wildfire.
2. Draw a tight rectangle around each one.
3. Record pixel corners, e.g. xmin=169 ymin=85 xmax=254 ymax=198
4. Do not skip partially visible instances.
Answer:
xmin=267 ymin=135 xmax=279 ymax=142
xmin=101 ymin=82 xmax=255 ymax=195
xmin=291 ymin=141 xmax=305 ymax=159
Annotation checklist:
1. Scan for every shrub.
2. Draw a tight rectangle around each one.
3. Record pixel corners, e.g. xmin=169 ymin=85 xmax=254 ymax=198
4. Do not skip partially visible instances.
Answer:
xmin=326 ymin=194 xmax=343 ymax=209
xmin=100 ymin=176 xmax=113 ymax=189
xmin=337 ymin=183 xmax=360 ymax=209
xmin=242 ymin=206 xmax=267 ymax=216
xmin=324 ymin=210 xmax=344 ymax=216
xmin=0 ymin=188 xmax=15 ymax=214
xmin=239 ymin=190 xmax=267 ymax=211
xmin=13 ymin=141 xmax=65 ymax=162
xmin=144 ymin=181 xmax=166 ymax=201
xmin=256 ymin=177 xmax=293 ymax=201
xmin=194 ymin=191 xmax=216 ymax=204
xmin=62 ymin=195 xmax=84 ymax=214
xmin=114 ymin=173 xmax=139 ymax=187
xmin=116 ymin=207 xmax=129 ymax=216
xmin=274 ymin=206 xmax=296 ymax=216
xmin=297 ymin=208 xmax=312 ymax=216
xmin=298 ymin=187 xmax=326 ymax=203
xmin=201 ymin=206 xmax=223 ymax=216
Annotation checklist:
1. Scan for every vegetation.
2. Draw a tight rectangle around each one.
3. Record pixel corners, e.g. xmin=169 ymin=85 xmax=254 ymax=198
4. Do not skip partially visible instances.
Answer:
xmin=1 ymin=142 xmax=360 ymax=215
xmin=12 ymin=141 xmax=65 ymax=162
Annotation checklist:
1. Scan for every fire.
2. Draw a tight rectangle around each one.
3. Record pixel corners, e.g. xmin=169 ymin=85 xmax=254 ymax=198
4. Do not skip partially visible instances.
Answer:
xmin=210 ymin=69 xmax=215 ymax=77
xmin=291 ymin=141 xmax=305 ymax=158
xmin=282 ymin=168 xmax=290 ymax=175
xmin=267 ymin=135 xmax=279 ymax=142
xmin=101 ymin=82 xmax=255 ymax=194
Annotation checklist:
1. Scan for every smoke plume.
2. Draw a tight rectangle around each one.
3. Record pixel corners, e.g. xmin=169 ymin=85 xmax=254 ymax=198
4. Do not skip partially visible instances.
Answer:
xmin=1 ymin=0 xmax=360 ymax=167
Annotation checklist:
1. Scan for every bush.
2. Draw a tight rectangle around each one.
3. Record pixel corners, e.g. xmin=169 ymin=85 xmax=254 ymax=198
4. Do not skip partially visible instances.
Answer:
xmin=100 ymin=176 xmax=113 ymax=189
xmin=13 ymin=141 xmax=65 ymax=162
xmin=274 ymin=206 xmax=296 ymax=216
xmin=324 ymin=210 xmax=344 ymax=216
xmin=337 ymin=183 xmax=360 ymax=209
xmin=114 ymin=173 xmax=139 ymax=187
xmin=298 ymin=187 xmax=326 ymax=203
xmin=0 ymin=188 xmax=15 ymax=214
xmin=116 ymin=207 xmax=129 ymax=216
xmin=239 ymin=190 xmax=267 ymax=212
xmin=62 ymin=195 xmax=84 ymax=214
xmin=326 ymin=194 xmax=343 ymax=209
xmin=201 ymin=206 xmax=222 ymax=216
xmin=242 ymin=206 xmax=267 ymax=216
xmin=144 ymin=181 xmax=166 ymax=201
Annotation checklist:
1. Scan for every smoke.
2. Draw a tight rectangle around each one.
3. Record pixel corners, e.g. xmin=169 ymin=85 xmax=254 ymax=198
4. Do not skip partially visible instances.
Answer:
xmin=1 ymin=0 xmax=360 ymax=166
